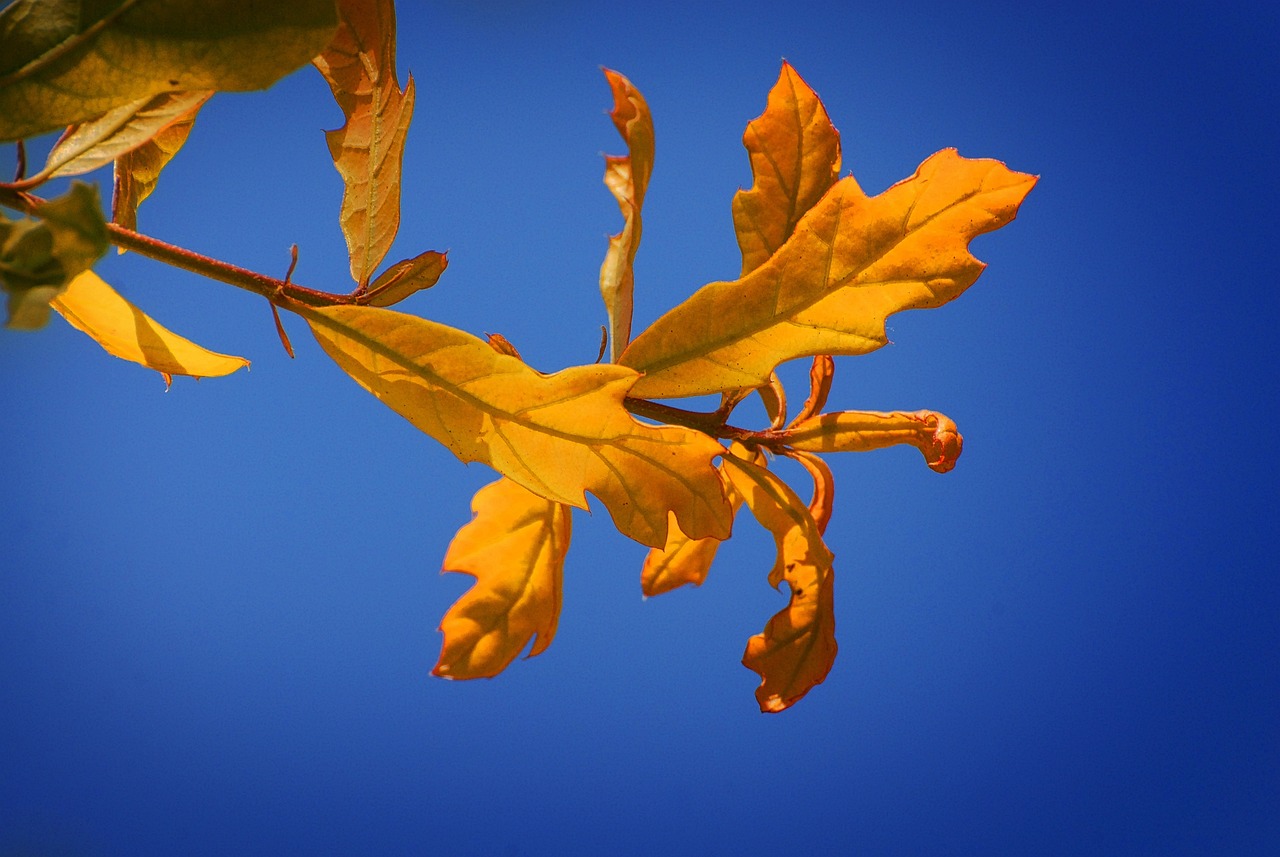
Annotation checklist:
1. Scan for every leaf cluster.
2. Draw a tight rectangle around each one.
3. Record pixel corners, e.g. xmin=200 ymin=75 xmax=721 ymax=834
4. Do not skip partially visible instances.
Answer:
xmin=0 ymin=0 xmax=1035 ymax=711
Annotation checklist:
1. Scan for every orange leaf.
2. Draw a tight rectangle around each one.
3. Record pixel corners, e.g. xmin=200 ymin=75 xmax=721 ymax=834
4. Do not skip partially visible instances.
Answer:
xmin=357 ymin=250 xmax=446 ymax=307
xmin=112 ymin=93 xmax=209 ymax=233
xmin=299 ymin=304 xmax=732 ymax=548
xmin=313 ymin=0 xmax=415 ymax=288
xmin=784 ymin=409 xmax=962 ymax=473
xmin=599 ymin=68 xmax=654 ymax=361
xmin=733 ymin=61 xmax=841 ymax=276
xmin=621 ymin=149 xmax=1037 ymax=399
xmin=641 ymin=463 xmax=739 ymax=597
xmin=434 ymin=477 xmax=570 ymax=679
xmin=724 ymin=452 xmax=837 ymax=713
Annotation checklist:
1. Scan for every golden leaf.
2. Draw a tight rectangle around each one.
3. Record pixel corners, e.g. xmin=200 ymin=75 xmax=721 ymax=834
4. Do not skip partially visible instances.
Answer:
xmin=620 ymin=149 xmax=1037 ymax=399
xmin=599 ymin=68 xmax=655 ymax=361
xmin=113 ymin=95 xmax=208 ymax=232
xmin=298 ymin=304 xmax=732 ymax=548
xmin=313 ymin=0 xmax=415 ymax=288
xmin=434 ymin=477 xmax=571 ymax=680
xmin=733 ymin=61 xmax=841 ymax=276
xmin=39 ymin=90 xmax=212 ymax=183
xmin=784 ymin=409 xmax=962 ymax=473
xmin=641 ymin=464 xmax=738 ymax=597
xmin=724 ymin=452 xmax=837 ymax=713
xmin=51 ymin=270 xmax=249 ymax=382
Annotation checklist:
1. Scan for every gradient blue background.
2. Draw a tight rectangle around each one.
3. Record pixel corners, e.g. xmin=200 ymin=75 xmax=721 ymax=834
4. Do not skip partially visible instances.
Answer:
xmin=2 ymin=1 xmax=1277 ymax=854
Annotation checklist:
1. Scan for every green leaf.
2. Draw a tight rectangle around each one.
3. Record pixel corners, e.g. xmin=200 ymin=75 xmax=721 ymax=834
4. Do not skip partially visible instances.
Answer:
xmin=0 ymin=0 xmax=338 ymax=142
xmin=1 ymin=182 xmax=108 ymax=329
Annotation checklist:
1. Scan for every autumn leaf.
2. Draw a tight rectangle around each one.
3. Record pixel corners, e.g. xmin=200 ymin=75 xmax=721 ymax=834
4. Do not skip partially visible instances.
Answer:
xmin=733 ymin=61 xmax=840 ymax=276
xmin=723 ymin=452 xmax=837 ymax=713
xmin=599 ymin=68 xmax=655 ymax=361
xmin=356 ymin=250 xmax=447 ymax=307
xmin=434 ymin=477 xmax=571 ymax=680
xmin=113 ymin=94 xmax=207 ymax=232
xmin=1 ymin=183 xmax=108 ymax=329
xmin=642 ymin=464 xmax=736 ymax=597
xmin=0 ymin=0 xmax=338 ymax=142
xmin=297 ymin=303 xmax=732 ymax=548
xmin=313 ymin=0 xmax=415 ymax=289
xmin=784 ymin=409 xmax=962 ymax=473
xmin=34 ymin=91 xmax=212 ymax=185
xmin=51 ymin=270 xmax=249 ymax=384
xmin=620 ymin=149 xmax=1037 ymax=399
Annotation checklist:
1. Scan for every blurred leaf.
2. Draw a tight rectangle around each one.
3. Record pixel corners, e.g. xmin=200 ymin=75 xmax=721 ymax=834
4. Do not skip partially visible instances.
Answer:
xmin=785 ymin=409 xmax=962 ymax=473
xmin=38 ymin=90 xmax=211 ymax=183
xmin=434 ymin=477 xmax=571 ymax=680
xmin=598 ymin=68 xmax=654 ymax=361
xmin=724 ymin=452 xmax=837 ymax=713
xmin=300 ymin=304 xmax=733 ymax=548
xmin=1 ymin=182 xmax=107 ymax=329
xmin=111 ymin=93 xmax=207 ymax=232
xmin=733 ymin=61 xmax=840 ymax=276
xmin=51 ymin=270 xmax=248 ymax=382
xmin=313 ymin=0 xmax=415 ymax=288
xmin=0 ymin=0 xmax=338 ymax=142
xmin=621 ymin=149 xmax=1037 ymax=399
xmin=358 ymin=250 xmax=446 ymax=307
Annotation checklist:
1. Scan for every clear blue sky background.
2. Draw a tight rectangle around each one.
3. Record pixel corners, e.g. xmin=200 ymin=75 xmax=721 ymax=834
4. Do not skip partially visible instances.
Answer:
xmin=2 ymin=1 xmax=1277 ymax=854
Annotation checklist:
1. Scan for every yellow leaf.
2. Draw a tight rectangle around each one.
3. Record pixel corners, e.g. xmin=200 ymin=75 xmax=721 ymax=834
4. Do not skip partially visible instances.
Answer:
xmin=723 ymin=452 xmax=837 ymax=713
xmin=784 ymin=409 xmax=962 ymax=473
xmin=313 ymin=0 xmax=415 ymax=288
xmin=113 ymin=94 xmax=207 ymax=233
xmin=298 ymin=304 xmax=732 ymax=548
xmin=620 ymin=149 xmax=1037 ymax=399
xmin=598 ymin=68 xmax=655 ymax=361
xmin=40 ymin=90 xmax=212 ymax=183
xmin=785 ymin=449 xmax=834 ymax=535
xmin=733 ymin=62 xmax=840 ymax=276
xmin=641 ymin=463 xmax=739 ymax=597
xmin=50 ymin=271 xmax=249 ymax=381
xmin=434 ymin=477 xmax=571 ymax=680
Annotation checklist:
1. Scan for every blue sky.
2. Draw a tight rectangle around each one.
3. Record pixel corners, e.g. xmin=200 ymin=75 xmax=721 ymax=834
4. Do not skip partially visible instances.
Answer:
xmin=2 ymin=0 xmax=1277 ymax=854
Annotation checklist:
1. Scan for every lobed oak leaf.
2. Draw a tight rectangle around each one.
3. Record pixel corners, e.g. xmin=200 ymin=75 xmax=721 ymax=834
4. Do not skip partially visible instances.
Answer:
xmin=641 ymin=463 xmax=737 ymax=597
xmin=723 ymin=452 xmax=837 ymax=713
xmin=434 ymin=477 xmax=570 ymax=680
xmin=313 ymin=0 xmax=415 ymax=289
xmin=598 ymin=68 xmax=655 ymax=361
xmin=620 ymin=149 xmax=1037 ymax=399
xmin=733 ymin=61 xmax=841 ymax=276
xmin=51 ymin=270 xmax=249 ymax=384
xmin=297 ymin=303 xmax=732 ymax=548
xmin=112 ymin=94 xmax=208 ymax=233
xmin=784 ymin=409 xmax=962 ymax=473
xmin=0 ymin=0 xmax=338 ymax=142
xmin=37 ymin=90 xmax=212 ymax=185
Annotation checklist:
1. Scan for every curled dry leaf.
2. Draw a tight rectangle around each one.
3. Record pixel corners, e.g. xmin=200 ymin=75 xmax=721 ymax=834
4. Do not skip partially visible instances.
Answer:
xmin=598 ymin=68 xmax=654 ymax=361
xmin=723 ymin=452 xmax=837 ymax=713
xmin=434 ymin=477 xmax=571 ymax=680
xmin=785 ymin=409 xmax=962 ymax=473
